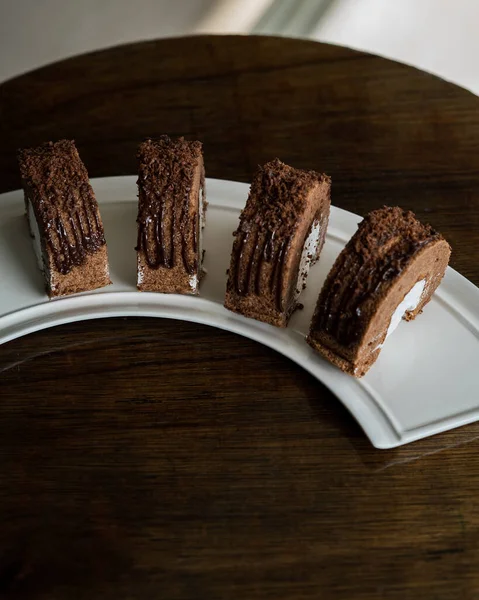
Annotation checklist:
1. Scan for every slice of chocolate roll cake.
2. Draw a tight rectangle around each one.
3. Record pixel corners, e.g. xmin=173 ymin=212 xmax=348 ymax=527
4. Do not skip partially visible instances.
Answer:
xmin=224 ymin=159 xmax=331 ymax=327
xmin=18 ymin=140 xmax=111 ymax=298
xmin=136 ymin=136 xmax=206 ymax=294
xmin=307 ymin=207 xmax=451 ymax=377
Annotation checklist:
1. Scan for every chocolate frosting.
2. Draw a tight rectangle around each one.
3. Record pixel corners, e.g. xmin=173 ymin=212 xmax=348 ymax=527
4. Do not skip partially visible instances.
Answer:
xmin=314 ymin=206 xmax=444 ymax=346
xmin=18 ymin=140 xmax=106 ymax=276
xmin=233 ymin=229 xmax=291 ymax=311
xmin=229 ymin=159 xmax=329 ymax=311
xmin=136 ymin=136 xmax=203 ymax=275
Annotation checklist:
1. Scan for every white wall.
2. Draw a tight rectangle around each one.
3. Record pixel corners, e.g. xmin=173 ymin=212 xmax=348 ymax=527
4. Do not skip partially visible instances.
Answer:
xmin=314 ymin=0 xmax=479 ymax=95
xmin=0 ymin=0 xmax=214 ymax=82
xmin=1 ymin=0 xmax=479 ymax=97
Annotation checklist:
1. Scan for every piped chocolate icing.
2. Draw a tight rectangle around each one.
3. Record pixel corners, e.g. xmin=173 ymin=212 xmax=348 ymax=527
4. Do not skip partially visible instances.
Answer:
xmin=136 ymin=136 xmax=203 ymax=276
xmin=18 ymin=140 xmax=106 ymax=275
xmin=233 ymin=230 xmax=290 ymax=310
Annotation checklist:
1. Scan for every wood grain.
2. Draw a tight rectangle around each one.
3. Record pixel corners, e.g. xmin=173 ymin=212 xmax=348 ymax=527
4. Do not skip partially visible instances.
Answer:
xmin=1 ymin=35 xmax=479 ymax=599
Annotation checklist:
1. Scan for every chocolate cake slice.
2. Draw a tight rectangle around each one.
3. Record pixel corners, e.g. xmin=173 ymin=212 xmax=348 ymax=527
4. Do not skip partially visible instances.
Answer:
xmin=18 ymin=140 xmax=111 ymax=298
xmin=136 ymin=136 xmax=206 ymax=294
xmin=224 ymin=159 xmax=331 ymax=327
xmin=307 ymin=206 xmax=451 ymax=377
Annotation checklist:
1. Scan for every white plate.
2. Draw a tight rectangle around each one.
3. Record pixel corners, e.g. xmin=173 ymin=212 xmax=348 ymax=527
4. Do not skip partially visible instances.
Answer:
xmin=1 ymin=176 xmax=478 ymax=449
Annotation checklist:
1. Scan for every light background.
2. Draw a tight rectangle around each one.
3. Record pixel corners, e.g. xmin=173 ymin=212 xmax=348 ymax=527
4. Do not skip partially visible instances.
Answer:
xmin=0 ymin=0 xmax=477 ymax=96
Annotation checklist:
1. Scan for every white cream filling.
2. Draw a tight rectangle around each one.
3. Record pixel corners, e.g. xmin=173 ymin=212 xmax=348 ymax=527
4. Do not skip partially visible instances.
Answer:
xmin=198 ymin=182 xmax=205 ymax=276
xmin=374 ymin=279 xmax=426 ymax=352
xmin=189 ymin=184 xmax=205 ymax=293
xmin=295 ymin=220 xmax=321 ymax=300
xmin=28 ymin=200 xmax=45 ymax=273
xmin=189 ymin=273 xmax=199 ymax=291
xmin=137 ymin=264 xmax=144 ymax=286
xmin=199 ymin=183 xmax=206 ymax=231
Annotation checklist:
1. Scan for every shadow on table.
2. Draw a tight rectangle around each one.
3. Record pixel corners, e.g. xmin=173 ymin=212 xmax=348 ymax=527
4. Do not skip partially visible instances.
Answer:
xmin=307 ymin=388 xmax=479 ymax=472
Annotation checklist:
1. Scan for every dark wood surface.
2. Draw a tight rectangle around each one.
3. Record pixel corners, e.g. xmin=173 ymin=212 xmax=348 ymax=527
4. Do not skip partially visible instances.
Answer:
xmin=1 ymin=35 xmax=479 ymax=599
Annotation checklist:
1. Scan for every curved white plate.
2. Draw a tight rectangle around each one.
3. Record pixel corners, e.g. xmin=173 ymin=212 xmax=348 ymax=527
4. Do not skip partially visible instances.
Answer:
xmin=1 ymin=176 xmax=479 ymax=449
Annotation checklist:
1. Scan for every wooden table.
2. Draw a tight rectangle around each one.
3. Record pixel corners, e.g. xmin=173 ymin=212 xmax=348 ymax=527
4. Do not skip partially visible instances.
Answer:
xmin=1 ymin=35 xmax=479 ymax=599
